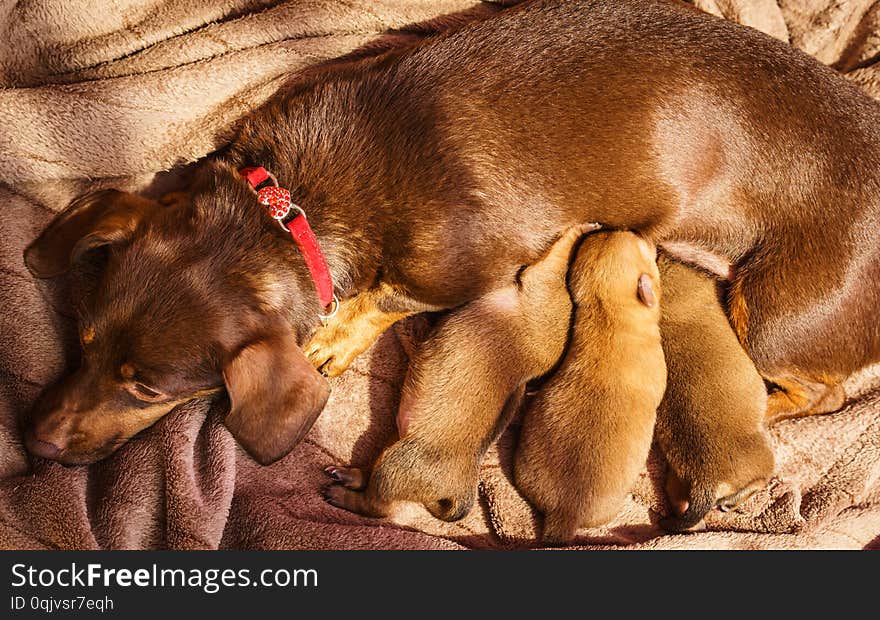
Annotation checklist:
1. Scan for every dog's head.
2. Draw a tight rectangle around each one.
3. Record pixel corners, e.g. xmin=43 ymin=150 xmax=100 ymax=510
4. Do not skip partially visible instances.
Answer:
xmin=23 ymin=165 xmax=330 ymax=465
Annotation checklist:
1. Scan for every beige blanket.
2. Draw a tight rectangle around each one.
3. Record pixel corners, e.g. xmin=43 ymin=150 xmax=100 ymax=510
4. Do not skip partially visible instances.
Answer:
xmin=1 ymin=0 xmax=879 ymax=550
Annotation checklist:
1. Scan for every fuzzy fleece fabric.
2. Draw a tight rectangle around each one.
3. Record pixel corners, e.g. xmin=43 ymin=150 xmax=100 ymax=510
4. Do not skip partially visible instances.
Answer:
xmin=1 ymin=0 xmax=879 ymax=549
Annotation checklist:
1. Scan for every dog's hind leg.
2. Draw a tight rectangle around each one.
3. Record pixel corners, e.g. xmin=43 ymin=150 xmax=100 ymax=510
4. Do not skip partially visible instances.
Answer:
xmin=763 ymin=374 xmax=846 ymax=424
xmin=726 ymin=266 xmax=850 ymax=425
xmin=323 ymin=485 xmax=392 ymax=518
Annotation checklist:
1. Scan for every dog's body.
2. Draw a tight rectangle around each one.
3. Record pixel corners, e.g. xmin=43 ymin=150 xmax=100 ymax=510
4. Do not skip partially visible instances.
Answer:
xmin=654 ymin=256 xmax=775 ymax=531
xmin=23 ymin=0 xmax=880 ymax=469
xmin=514 ymin=231 xmax=666 ymax=543
xmin=254 ymin=0 xmax=880 ymax=419
xmin=322 ymin=225 xmax=588 ymax=520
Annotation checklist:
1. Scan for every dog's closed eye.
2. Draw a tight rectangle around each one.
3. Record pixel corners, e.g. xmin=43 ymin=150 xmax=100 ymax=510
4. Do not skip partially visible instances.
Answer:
xmin=125 ymin=382 xmax=167 ymax=403
xmin=119 ymin=366 xmax=166 ymax=402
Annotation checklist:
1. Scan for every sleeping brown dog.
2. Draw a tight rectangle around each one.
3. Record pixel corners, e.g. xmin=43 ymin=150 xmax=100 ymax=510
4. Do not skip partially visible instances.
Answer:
xmin=322 ymin=224 xmax=589 ymax=520
xmin=514 ymin=231 xmax=666 ymax=544
xmin=23 ymin=0 xmax=880 ymax=470
xmin=655 ymin=256 xmax=774 ymax=532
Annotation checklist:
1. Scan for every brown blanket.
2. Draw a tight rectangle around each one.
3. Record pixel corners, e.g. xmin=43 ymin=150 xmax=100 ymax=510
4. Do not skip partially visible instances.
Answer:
xmin=2 ymin=0 xmax=879 ymax=550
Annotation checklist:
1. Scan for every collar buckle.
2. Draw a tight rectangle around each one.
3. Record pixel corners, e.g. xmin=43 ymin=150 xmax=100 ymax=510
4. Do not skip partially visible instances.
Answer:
xmin=238 ymin=166 xmax=337 ymax=317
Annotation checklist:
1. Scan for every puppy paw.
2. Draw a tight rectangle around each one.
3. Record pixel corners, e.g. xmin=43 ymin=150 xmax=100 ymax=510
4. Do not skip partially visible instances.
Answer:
xmin=659 ymin=477 xmax=768 ymax=533
xmin=322 ymin=484 xmax=357 ymax=510
xmin=716 ymin=479 xmax=765 ymax=513
xmin=322 ymin=484 xmax=387 ymax=518
xmin=324 ymin=465 xmax=367 ymax=490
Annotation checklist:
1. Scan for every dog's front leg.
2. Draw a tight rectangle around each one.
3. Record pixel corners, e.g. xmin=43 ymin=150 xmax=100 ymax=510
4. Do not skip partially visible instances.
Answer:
xmin=305 ymin=283 xmax=442 ymax=377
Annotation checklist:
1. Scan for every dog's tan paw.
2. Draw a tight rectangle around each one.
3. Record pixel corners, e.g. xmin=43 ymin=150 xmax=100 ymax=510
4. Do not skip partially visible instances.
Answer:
xmin=305 ymin=323 xmax=376 ymax=377
xmin=323 ymin=484 xmax=352 ymax=508
xmin=716 ymin=479 xmax=765 ymax=513
xmin=305 ymin=337 xmax=357 ymax=378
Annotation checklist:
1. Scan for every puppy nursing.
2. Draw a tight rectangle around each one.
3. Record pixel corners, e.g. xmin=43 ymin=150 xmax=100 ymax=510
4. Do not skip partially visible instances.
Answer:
xmin=515 ymin=232 xmax=666 ymax=544
xmin=654 ymin=257 xmax=774 ymax=532
xmin=322 ymin=224 xmax=591 ymax=520
xmin=324 ymin=228 xmax=777 ymax=540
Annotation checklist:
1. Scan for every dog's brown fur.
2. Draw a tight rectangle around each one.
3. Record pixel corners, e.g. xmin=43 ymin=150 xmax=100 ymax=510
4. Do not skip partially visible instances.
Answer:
xmin=23 ymin=0 xmax=880 ymax=468
xmin=322 ymin=225 xmax=589 ymax=520
xmin=514 ymin=231 xmax=666 ymax=544
xmin=654 ymin=256 xmax=775 ymax=532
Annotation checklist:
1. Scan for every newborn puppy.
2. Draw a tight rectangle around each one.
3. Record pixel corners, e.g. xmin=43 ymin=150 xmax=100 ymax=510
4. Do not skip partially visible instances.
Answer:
xmin=654 ymin=256 xmax=775 ymax=532
xmin=323 ymin=224 xmax=593 ymax=521
xmin=515 ymin=231 xmax=666 ymax=544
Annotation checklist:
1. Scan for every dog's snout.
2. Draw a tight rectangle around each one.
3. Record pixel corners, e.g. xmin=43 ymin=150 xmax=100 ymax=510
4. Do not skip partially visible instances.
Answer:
xmin=24 ymin=428 xmax=66 ymax=459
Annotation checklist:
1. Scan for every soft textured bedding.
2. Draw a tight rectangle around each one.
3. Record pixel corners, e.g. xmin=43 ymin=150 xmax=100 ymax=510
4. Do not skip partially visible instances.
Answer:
xmin=1 ymin=0 xmax=879 ymax=550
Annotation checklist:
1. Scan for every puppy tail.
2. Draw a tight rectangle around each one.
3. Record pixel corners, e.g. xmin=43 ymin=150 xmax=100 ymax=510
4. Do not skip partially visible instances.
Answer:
xmin=658 ymin=487 xmax=716 ymax=533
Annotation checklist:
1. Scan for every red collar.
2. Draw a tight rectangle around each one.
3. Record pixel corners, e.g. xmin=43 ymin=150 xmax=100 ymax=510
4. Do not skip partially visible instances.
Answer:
xmin=238 ymin=166 xmax=337 ymax=317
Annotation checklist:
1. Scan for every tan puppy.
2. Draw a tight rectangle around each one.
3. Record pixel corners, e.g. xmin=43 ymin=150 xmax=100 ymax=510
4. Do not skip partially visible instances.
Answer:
xmin=515 ymin=231 xmax=666 ymax=544
xmin=654 ymin=256 xmax=775 ymax=532
xmin=323 ymin=224 xmax=593 ymax=521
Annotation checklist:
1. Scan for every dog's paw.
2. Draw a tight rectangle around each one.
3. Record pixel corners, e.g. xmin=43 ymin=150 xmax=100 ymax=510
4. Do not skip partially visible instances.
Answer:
xmin=322 ymin=483 xmax=380 ymax=517
xmin=305 ymin=324 xmax=367 ymax=377
xmin=324 ymin=465 xmax=367 ymax=490
xmin=322 ymin=484 xmax=352 ymax=509
xmin=715 ymin=479 xmax=765 ymax=513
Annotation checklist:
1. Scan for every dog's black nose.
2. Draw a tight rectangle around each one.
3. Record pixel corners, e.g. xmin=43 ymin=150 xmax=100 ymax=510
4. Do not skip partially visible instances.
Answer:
xmin=24 ymin=429 xmax=63 ymax=459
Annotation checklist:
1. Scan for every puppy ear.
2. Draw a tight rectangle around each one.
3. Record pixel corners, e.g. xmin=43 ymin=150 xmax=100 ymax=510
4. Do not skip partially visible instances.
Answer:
xmin=223 ymin=334 xmax=331 ymax=465
xmin=637 ymin=273 xmax=657 ymax=308
xmin=24 ymin=189 xmax=160 ymax=278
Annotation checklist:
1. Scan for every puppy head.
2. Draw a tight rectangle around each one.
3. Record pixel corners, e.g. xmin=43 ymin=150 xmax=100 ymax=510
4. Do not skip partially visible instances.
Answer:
xmin=661 ymin=428 xmax=775 ymax=532
xmin=662 ymin=453 xmax=774 ymax=533
xmin=24 ymin=166 xmax=329 ymax=465
xmin=569 ymin=230 xmax=661 ymax=316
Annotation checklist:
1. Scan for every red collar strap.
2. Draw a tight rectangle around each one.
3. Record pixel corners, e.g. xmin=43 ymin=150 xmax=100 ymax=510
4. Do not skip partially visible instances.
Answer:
xmin=238 ymin=166 xmax=337 ymax=318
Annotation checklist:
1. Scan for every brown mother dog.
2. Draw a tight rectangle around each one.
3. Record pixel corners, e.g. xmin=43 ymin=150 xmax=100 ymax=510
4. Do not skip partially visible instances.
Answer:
xmin=24 ymin=1 xmax=880 ymax=473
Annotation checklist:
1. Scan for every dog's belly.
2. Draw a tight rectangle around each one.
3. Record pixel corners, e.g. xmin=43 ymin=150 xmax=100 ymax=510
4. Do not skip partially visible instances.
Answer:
xmin=658 ymin=243 xmax=733 ymax=280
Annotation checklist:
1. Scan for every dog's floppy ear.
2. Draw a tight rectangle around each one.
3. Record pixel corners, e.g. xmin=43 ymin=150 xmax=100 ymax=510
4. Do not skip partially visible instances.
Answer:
xmin=223 ymin=334 xmax=331 ymax=465
xmin=24 ymin=189 xmax=160 ymax=278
